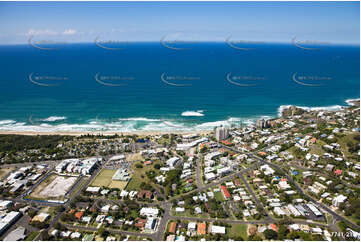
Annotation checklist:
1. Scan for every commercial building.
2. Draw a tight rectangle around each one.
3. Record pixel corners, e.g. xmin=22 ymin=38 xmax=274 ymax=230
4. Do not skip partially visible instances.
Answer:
xmin=56 ymin=158 xmax=100 ymax=175
xmin=0 ymin=211 xmax=22 ymax=235
xmin=3 ymin=226 xmax=26 ymax=241
xmin=214 ymin=126 xmax=229 ymax=141
xmin=144 ymin=217 xmax=157 ymax=231
xmin=166 ymin=157 xmax=180 ymax=168
xmin=112 ymin=169 xmax=130 ymax=181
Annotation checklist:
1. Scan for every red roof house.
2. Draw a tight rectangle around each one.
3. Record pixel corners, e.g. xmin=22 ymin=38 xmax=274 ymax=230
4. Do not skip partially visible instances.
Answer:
xmin=220 ymin=185 xmax=231 ymax=199
xmin=334 ymin=169 xmax=342 ymax=175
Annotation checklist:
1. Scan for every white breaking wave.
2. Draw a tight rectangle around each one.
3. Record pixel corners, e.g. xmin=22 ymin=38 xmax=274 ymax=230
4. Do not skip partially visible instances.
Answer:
xmin=118 ymin=117 xmax=162 ymax=122
xmin=194 ymin=117 xmax=246 ymax=129
xmin=345 ymin=98 xmax=360 ymax=106
xmin=181 ymin=110 xmax=204 ymax=117
xmin=42 ymin=116 xmax=67 ymax=122
xmin=0 ymin=116 xmax=258 ymax=133
xmin=0 ymin=122 xmax=137 ymax=133
xmin=277 ymin=104 xmax=345 ymax=117
xmin=0 ymin=120 xmax=16 ymax=125
xmin=0 ymin=98 xmax=357 ymax=133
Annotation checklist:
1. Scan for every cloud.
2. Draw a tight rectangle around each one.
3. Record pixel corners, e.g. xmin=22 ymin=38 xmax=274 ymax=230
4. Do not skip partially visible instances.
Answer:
xmin=63 ymin=29 xmax=77 ymax=35
xmin=26 ymin=29 xmax=58 ymax=36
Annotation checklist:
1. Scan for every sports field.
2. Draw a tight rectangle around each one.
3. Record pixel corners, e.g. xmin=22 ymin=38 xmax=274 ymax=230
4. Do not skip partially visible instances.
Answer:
xmin=91 ymin=169 xmax=128 ymax=189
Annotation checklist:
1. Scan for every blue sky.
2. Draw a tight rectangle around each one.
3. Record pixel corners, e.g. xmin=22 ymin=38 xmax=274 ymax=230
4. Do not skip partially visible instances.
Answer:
xmin=0 ymin=1 xmax=359 ymax=44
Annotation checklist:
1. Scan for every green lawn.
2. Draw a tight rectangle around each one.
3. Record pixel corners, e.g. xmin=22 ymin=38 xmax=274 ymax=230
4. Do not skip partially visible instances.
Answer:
xmin=229 ymin=224 xmax=248 ymax=239
xmin=26 ymin=231 xmax=39 ymax=241
xmin=126 ymin=157 xmax=161 ymax=191
xmin=338 ymin=132 xmax=359 ymax=158
xmin=91 ymin=169 xmax=116 ymax=187
xmin=309 ymin=140 xmax=327 ymax=156
xmin=214 ymin=191 xmax=225 ymax=202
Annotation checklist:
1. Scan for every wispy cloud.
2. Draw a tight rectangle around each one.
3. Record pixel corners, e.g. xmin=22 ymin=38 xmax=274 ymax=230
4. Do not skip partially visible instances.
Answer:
xmin=25 ymin=28 xmax=78 ymax=36
xmin=26 ymin=28 xmax=58 ymax=36
xmin=63 ymin=29 xmax=77 ymax=35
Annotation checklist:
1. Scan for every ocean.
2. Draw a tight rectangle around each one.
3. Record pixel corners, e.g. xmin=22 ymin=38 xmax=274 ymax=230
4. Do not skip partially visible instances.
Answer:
xmin=0 ymin=42 xmax=359 ymax=132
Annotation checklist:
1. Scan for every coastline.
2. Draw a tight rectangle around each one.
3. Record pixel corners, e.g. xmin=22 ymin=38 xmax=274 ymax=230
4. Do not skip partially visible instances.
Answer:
xmin=0 ymin=130 xmax=213 ymax=136
xmin=0 ymin=98 xmax=358 ymax=136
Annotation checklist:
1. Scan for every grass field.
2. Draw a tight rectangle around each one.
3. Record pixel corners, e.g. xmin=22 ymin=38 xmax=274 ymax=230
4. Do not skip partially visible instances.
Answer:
xmin=91 ymin=169 xmax=128 ymax=190
xmin=26 ymin=231 xmax=40 ymax=241
xmin=125 ymin=153 xmax=162 ymax=191
xmin=338 ymin=132 xmax=359 ymax=158
xmin=229 ymin=224 xmax=248 ymax=239
xmin=309 ymin=140 xmax=327 ymax=156
xmin=214 ymin=191 xmax=225 ymax=202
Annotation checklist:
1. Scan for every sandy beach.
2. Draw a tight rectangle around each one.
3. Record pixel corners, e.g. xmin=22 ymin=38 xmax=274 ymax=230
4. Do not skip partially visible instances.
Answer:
xmin=0 ymin=130 xmax=212 ymax=136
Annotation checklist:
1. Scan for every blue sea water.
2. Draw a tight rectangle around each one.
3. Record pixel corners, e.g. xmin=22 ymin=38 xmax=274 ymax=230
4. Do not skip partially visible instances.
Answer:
xmin=0 ymin=42 xmax=359 ymax=132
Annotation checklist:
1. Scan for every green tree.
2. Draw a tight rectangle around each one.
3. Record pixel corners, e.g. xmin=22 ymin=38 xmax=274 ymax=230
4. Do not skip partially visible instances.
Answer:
xmin=264 ymin=229 xmax=278 ymax=240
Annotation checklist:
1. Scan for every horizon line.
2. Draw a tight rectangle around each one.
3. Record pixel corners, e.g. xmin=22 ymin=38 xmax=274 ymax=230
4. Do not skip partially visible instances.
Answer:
xmin=0 ymin=40 xmax=359 ymax=47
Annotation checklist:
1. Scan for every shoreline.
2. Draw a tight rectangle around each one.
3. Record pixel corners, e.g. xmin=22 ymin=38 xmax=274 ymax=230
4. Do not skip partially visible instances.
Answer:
xmin=0 ymin=98 xmax=358 ymax=136
xmin=0 ymin=130 xmax=213 ymax=136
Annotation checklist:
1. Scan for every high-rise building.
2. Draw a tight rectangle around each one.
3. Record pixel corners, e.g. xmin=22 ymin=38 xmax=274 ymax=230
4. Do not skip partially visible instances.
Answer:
xmin=256 ymin=118 xmax=271 ymax=129
xmin=214 ymin=126 xmax=229 ymax=141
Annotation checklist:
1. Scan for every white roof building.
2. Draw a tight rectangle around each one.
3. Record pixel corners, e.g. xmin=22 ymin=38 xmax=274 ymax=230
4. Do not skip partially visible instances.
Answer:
xmin=175 ymin=207 xmax=185 ymax=213
xmin=188 ymin=222 xmax=196 ymax=231
xmin=166 ymin=157 xmax=180 ymax=168
xmin=204 ymin=172 xmax=216 ymax=181
xmin=140 ymin=207 xmax=159 ymax=217
xmin=211 ymin=225 xmax=226 ymax=234
xmin=332 ymin=194 xmax=347 ymax=207
xmin=86 ymin=186 xmax=100 ymax=193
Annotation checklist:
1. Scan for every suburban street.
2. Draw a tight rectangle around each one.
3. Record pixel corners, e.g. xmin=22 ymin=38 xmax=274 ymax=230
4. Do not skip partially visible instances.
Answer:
xmin=1 ymin=140 xmax=358 ymax=240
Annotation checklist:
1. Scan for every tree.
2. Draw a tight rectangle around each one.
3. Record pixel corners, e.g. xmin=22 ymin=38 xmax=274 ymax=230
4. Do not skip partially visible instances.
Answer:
xmin=277 ymin=225 xmax=288 ymax=240
xmin=97 ymin=228 xmax=109 ymax=238
xmin=264 ymin=229 xmax=278 ymax=240
xmin=248 ymin=235 xmax=263 ymax=241
xmin=55 ymin=205 xmax=65 ymax=213
xmin=40 ymin=230 xmax=50 ymax=240
xmin=27 ymin=209 xmax=37 ymax=218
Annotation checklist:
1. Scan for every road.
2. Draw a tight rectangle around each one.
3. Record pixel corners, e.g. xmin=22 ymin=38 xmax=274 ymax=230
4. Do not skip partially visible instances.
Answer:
xmin=170 ymin=161 xmax=261 ymax=202
xmin=219 ymin=143 xmax=360 ymax=231
xmin=239 ymin=173 xmax=273 ymax=222
xmin=258 ymin=157 xmax=360 ymax=231
xmin=64 ymin=224 xmax=156 ymax=240
xmin=253 ymin=155 xmax=360 ymax=232
xmin=61 ymin=153 xmax=346 ymax=240
xmin=6 ymin=142 xmax=359 ymax=240
xmin=0 ymin=159 xmax=59 ymax=169
xmin=195 ymin=156 xmax=202 ymax=189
